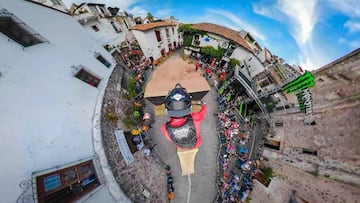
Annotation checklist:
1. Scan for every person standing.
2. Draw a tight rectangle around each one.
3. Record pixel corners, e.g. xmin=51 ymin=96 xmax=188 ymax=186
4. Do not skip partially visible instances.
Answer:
xmin=195 ymin=63 xmax=200 ymax=72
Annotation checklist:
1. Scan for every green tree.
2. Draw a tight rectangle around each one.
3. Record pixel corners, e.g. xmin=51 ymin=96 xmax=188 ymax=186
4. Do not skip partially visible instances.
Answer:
xmin=261 ymin=167 xmax=273 ymax=184
xmin=178 ymin=24 xmax=207 ymax=47
xmin=127 ymin=77 xmax=137 ymax=98
xmin=178 ymin=24 xmax=195 ymax=33
xmin=200 ymin=46 xmax=226 ymax=61
xmin=146 ymin=12 xmax=154 ymax=21
xmin=229 ymin=58 xmax=241 ymax=68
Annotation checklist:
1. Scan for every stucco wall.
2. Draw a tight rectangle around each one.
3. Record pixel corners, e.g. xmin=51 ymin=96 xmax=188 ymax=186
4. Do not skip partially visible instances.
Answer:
xmin=231 ymin=46 xmax=250 ymax=61
xmin=0 ymin=1 xmax=117 ymax=202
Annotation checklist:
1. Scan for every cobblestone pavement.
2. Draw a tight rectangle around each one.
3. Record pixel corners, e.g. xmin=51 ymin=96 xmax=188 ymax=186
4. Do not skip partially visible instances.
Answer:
xmin=101 ymin=64 xmax=168 ymax=202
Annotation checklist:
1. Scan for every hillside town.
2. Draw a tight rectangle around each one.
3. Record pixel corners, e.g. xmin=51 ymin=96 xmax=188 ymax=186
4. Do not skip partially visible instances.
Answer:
xmin=0 ymin=1 xmax=359 ymax=203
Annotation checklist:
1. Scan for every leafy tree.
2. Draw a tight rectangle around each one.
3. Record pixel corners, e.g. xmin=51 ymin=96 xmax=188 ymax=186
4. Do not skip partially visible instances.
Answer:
xmin=127 ymin=77 xmax=137 ymax=98
xmin=178 ymin=24 xmax=207 ymax=47
xmin=229 ymin=58 xmax=241 ymax=68
xmin=146 ymin=12 xmax=154 ymax=21
xmin=200 ymin=46 xmax=226 ymax=61
xmin=261 ymin=167 xmax=273 ymax=184
xmin=183 ymin=35 xmax=193 ymax=47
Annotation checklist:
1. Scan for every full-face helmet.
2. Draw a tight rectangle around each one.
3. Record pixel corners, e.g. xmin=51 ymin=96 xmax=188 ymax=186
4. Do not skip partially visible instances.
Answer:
xmin=165 ymin=83 xmax=192 ymax=118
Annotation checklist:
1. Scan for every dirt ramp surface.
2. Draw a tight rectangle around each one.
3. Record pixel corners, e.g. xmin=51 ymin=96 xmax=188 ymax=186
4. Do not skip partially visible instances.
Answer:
xmin=145 ymin=56 xmax=210 ymax=98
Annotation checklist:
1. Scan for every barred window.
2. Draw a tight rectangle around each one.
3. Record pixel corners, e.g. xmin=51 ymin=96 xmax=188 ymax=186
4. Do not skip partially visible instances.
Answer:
xmin=0 ymin=9 xmax=47 ymax=47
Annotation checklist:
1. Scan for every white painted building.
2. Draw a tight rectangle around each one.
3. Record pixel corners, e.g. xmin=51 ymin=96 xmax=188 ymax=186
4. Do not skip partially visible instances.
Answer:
xmin=115 ymin=11 xmax=137 ymax=42
xmin=71 ymin=3 xmax=126 ymax=47
xmin=256 ymin=47 xmax=273 ymax=66
xmin=0 ymin=1 xmax=129 ymax=202
xmin=190 ymin=23 xmax=266 ymax=79
xmin=238 ymin=29 xmax=262 ymax=54
xmin=29 ymin=0 xmax=69 ymax=13
xmin=243 ymin=53 xmax=266 ymax=78
xmin=131 ymin=21 xmax=181 ymax=61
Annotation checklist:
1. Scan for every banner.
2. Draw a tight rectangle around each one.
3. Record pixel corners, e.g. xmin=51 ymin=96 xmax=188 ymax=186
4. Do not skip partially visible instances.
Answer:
xmin=115 ymin=130 xmax=134 ymax=165
xmin=283 ymin=71 xmax=316 ymax=125
xmin=283 ymin=71 xmax=315 ymax=93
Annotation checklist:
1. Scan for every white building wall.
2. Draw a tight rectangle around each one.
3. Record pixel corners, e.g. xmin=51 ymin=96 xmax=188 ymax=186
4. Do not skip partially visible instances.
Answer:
xmin=231 ymin=46 xmax=250 ymax=61
xmin=244 ymin=53 xmax=266 ymax=78
xmin=32 ymin=0 xmax=68 ymax=13
xmin=170 ymin=25 xmax=180 ymax=47
xmin=132 ymin=25 xmax=181 ymax=60
xmin=132 ymin=29 xmax=162 ymax=59
xmin=197 ymin=33 xmax=228 ymax=49
xmin=257 ymin=48 xmax=266 ymax=63
xmin=73 ymin=5 xmax=125 ymax=47
xmin=0 ymin=1 xmax=120 ymax=202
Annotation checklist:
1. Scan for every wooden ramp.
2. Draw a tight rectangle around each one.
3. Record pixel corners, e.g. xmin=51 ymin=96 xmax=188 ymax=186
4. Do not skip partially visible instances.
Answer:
xmin=145 ymin=56 xmax=210 ymax=105
xmin=177 ymin=147 xmax=199 ymax=176
xmin=154 ymin=104 xmax=203 ymax=116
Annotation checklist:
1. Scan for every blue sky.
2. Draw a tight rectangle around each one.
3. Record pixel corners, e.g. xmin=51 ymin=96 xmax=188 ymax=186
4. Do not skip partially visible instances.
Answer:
xmin=63 ymin=0 xmax=360 ymax=70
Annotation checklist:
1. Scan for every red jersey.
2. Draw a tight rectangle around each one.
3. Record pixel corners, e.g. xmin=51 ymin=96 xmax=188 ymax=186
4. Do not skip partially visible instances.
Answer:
xmin=161 ymin=105 xmax=207 ymax=149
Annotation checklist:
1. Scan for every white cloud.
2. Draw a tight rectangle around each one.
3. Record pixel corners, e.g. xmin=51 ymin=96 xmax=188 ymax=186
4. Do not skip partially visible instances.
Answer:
xmin=154 ymin=9 xmax=172 ymax=19
xmin=344 ymin=20 xmax=360 ymax=32
xmin=252 ymin=0 xmax=327 ymax=70
xmin=325 ymin=0 xmax=360 ymax=18
xmin=205 ymin=9 xmax=266 ymax=42
xmin=277 ymin=0 xmax=318 ymax=45
xmin=324 ymin=0 xmax=360 ymax=33
xmin=338 ymin=38 xmax=360 ymax=50
xmin=128 ymin=6 xmax=148 ymax=18
xmin=252 ymin=3 xmax=283 ymax=21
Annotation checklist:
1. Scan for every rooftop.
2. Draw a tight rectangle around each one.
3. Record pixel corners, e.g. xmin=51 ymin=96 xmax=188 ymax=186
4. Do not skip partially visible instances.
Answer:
xmin=191 ymin=23 xmax=253 ymax=53
xmin=130 ymin=21 xmax=176 ymax=31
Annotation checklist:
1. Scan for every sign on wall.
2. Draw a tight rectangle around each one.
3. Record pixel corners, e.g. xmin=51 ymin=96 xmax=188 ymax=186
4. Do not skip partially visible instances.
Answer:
xmin=283 ymin=71 xmax=315 ymax=93
xmin=283 ymin=71 xmax=316 ymax=125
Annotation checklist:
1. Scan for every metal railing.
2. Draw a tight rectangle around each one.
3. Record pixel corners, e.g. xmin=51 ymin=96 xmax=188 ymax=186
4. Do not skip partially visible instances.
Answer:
xmin=234 ymin=67 xmax=274 ymax=128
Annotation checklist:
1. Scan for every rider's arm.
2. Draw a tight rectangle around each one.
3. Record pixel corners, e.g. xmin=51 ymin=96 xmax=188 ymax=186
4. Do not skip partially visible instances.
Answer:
xmin=191 ymin=104 xmax=207 ymax=121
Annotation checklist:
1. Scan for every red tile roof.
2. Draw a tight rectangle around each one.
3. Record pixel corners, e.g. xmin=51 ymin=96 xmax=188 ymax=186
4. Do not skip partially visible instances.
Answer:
xmin=130 ymin=21 xmax=176 ymax=31
xmin=191 ymin=23 xmax=253 ymax=53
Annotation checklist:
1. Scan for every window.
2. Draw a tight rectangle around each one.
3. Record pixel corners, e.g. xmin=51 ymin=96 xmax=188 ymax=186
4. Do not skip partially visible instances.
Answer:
xmin=51 ymin=0 xmax=62 ymax=5
xmin=155 ymin=30 xmax=161 ymax=42
xmin=88 ymin=6 xmax=98 ymax=14
xmin=35 ymin=160 xmax=99 ymax=203
xmin=63 ymin=169 xmax=78 ymax=184
xmin=110 ymin=21 xmax=121 ymax=33
xmin=75 ymin=68 xmax=101 ymax=87
xmin=226 ymin=45 xmax=235 ymax=57
xmin=193 ymin=34 xmax=200 ymax=46
xmin=91 ymin=25 xmax=100 ymax=32
xmin=0 ymin=9 xmax=47 ymax=47
xmin=302 ymin=148 xmax=317 ymax=156
xmin=43 ymin=174 xmax=61 ymax=192
xmin=123 ymin=20 xmax=128 ymax=28
xmin=165 ymin=28 xmax=170 ymax=38
xmin=95 ymin=53 xmax=111 ymax=67
xmin=99 ymin=7 xmax=106 ymax=14
xmin=172 ymin=27 xmax=175 ymax=34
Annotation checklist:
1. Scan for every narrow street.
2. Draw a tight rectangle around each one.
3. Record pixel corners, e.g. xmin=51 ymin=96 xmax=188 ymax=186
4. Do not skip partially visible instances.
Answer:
xmin=146 ymin=51 xmax=219 ymax=203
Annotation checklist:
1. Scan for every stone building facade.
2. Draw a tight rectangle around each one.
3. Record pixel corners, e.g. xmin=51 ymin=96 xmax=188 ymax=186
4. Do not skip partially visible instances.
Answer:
xmin=256 ymin=48 xmax=360 ymax=202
